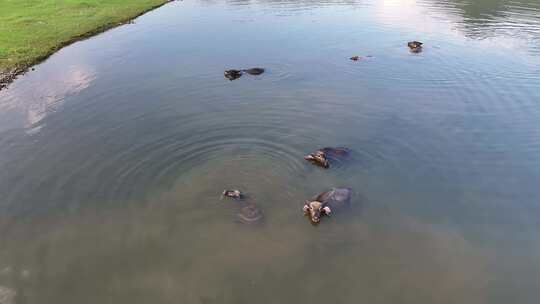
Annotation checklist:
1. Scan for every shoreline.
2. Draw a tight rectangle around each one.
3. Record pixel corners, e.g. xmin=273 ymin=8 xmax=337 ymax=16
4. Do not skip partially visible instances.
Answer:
xmin=0 ymin=0 xmax=175 ymax=91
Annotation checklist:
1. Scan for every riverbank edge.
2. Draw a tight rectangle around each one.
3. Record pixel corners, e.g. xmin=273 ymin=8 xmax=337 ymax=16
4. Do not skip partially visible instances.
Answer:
xmin=0 ymin=0 xmax=174 ymax=91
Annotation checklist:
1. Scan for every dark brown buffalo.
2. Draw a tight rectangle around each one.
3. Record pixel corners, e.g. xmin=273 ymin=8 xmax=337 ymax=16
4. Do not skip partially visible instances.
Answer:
xmin=303 ymin=188 xmax=352 ymax=223
xmin=224 ymin=68 xmax=265 ymax=81
xmin=222 ymin=189 xmax=243 ymax=199
xmin=224 ymin=70 xmax=243 ymax=81
xmin=408 ymin=41 xmax=423 ymax=53
xmin=304 ymin=147 xmax=349 ymax=168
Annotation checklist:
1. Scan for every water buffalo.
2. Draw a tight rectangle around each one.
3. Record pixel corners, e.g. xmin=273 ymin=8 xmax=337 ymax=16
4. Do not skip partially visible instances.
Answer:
xmin=304 ymin=147 xmax=349 ymax=168
xmin=224 ymin=68 xmax=265 ymax=80
xmin=222 ymin=189 xmax=243 ymax=199
xmin=303 ymin=188 xmax=352 ymax=223
xmin=407 ymin=41 xmax=423 ymax=53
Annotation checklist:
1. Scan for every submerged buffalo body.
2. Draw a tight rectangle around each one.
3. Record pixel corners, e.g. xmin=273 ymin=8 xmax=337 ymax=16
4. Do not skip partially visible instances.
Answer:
xmin=303 ymin=188 xmax=352 ymax=223
xmin=243 ymin=68 xmax=265 ymax=75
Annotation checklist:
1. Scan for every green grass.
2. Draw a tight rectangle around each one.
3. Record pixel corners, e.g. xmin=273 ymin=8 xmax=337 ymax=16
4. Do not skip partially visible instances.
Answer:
xmin=0 ymin=0 xmax=169 ymax=72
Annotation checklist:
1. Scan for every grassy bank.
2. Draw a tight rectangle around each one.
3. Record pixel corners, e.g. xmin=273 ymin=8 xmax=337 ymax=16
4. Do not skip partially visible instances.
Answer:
xmin=0 ymin=0 xmax=171 ymax=88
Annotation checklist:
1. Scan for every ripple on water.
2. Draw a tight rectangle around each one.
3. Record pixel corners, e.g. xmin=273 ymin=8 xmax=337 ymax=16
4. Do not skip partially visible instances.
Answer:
xmin=16 ymin=114 xmax=314 ymax=208
xmin=3 ymin=69 xmax=376 ymax=215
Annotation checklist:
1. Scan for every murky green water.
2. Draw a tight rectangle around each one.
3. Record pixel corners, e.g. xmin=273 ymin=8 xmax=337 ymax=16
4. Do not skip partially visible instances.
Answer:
xmin=1 ymin=0 xmax=540 ymax=303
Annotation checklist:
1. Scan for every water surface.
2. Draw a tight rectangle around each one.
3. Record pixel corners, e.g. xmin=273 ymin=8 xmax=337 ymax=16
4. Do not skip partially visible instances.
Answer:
xmin=1 ymin=0 xmax=540 ymax=303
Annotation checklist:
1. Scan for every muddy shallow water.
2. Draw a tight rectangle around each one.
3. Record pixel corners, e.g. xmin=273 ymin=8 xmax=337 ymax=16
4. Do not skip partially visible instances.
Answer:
xmin=1 ymin=0 xmax=540 ymax=303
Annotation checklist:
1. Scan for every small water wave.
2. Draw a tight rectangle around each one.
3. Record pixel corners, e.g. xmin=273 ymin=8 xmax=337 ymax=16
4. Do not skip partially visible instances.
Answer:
xmin=1 ymin=109 xmax=321 ymax=213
